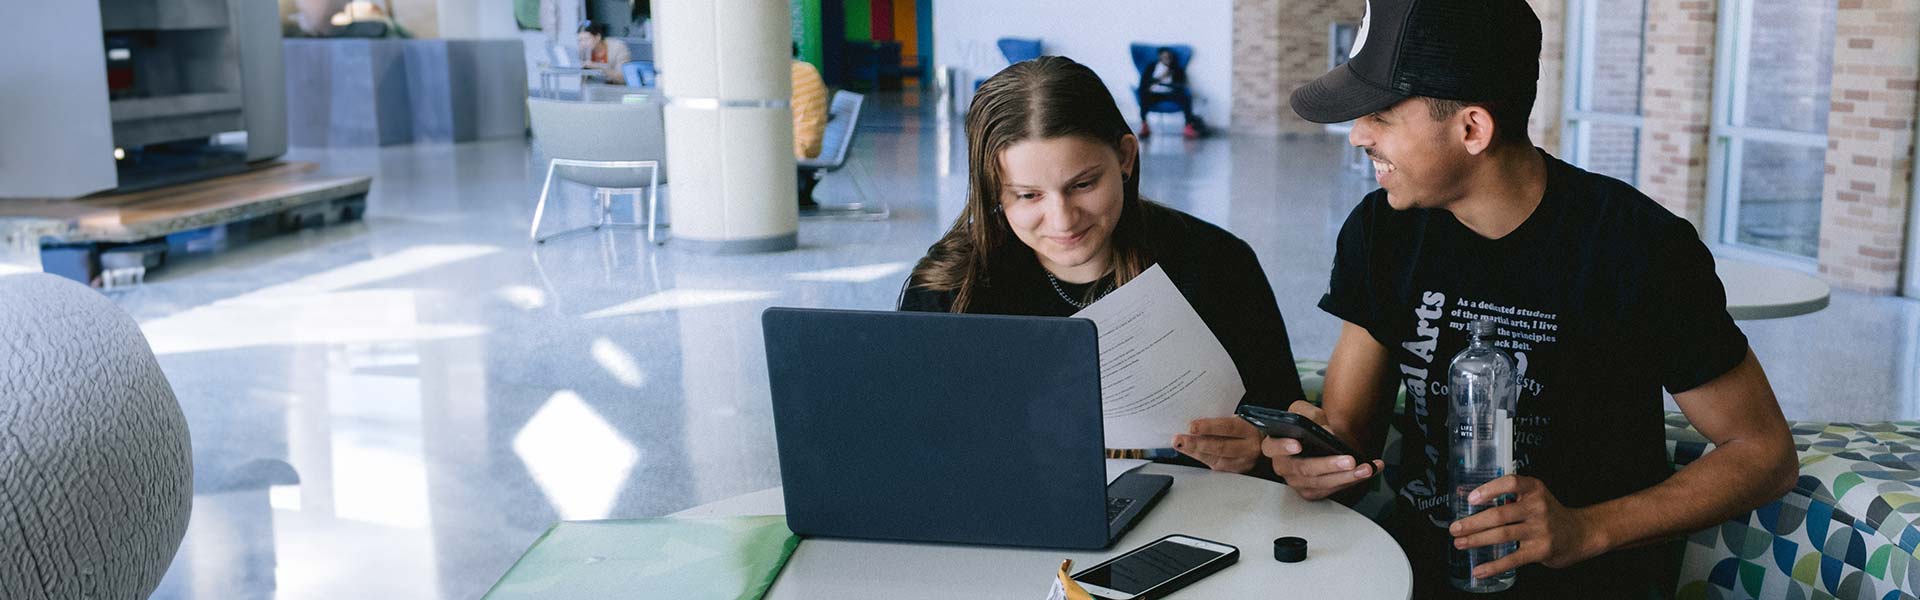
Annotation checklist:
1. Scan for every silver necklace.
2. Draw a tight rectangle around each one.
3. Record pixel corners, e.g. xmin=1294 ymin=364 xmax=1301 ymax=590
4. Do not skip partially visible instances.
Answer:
xmin=1046 ymin=272 xmax=1111 ymax=309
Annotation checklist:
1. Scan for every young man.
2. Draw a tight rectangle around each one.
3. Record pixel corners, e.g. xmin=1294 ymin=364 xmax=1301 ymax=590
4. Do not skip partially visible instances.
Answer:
xmin=1266 ymin=0 xmax=1798 ymax=596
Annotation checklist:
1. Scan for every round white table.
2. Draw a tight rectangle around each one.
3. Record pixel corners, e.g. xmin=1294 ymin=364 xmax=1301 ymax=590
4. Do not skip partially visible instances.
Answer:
xmin=1716 ymin=258 xmax=1831 ymax=320
xmin=673 ymin=463 xmax=1413 ymax=599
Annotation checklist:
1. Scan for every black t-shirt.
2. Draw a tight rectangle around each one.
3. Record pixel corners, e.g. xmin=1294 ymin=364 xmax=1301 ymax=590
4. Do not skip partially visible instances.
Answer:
xmin=899 ymin=204 xmax=1308 ymax=424
xmin=1321 ymin=151 xmax=1747 ymax=597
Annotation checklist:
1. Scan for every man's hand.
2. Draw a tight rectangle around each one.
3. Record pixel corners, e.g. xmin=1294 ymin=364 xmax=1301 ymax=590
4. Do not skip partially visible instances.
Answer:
xmin=1173 ymin=417 xmax=1263 ymax=474
xmin=1449 ymin=475 xmax=1607 ymax=578
xmin=1260 ymin=401 xmax=1382 ymax=500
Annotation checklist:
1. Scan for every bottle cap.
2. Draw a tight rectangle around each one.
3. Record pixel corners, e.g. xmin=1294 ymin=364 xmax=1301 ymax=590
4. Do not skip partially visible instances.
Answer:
xmin=1273 ymin=536 xmax=1307 ymax=563
xmin=1471 ymin=319 xmax=1496 ymax=337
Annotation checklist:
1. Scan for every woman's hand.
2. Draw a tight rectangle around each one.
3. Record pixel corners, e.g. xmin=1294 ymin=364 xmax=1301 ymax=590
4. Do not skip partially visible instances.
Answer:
xmin=1173 ymin=417 xmax=1264 ymax=474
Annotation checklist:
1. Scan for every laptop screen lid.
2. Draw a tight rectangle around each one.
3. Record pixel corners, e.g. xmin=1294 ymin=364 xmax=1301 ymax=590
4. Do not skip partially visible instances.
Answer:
xmin=762 ymin=307 xmax=1110 ymax=549
xmin=549 ymin=42 xmax=578 ymax=68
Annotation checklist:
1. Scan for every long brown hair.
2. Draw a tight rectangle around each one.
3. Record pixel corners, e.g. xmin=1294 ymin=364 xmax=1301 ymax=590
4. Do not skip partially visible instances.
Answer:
xmin=909 ymin=56 xmax=1160 ymax=312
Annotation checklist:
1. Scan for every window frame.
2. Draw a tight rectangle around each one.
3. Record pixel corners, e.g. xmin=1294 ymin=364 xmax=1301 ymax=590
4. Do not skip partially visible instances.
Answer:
xmin=1703 ymin=0 xmax=1832 ymax=270
xmin=1559 ymin=0 xmax=1648 ymax=186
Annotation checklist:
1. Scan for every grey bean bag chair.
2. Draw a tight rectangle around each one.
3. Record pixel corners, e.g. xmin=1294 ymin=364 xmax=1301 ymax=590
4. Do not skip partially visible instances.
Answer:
xmin=0 ymin=272 xmax=192 ymax=599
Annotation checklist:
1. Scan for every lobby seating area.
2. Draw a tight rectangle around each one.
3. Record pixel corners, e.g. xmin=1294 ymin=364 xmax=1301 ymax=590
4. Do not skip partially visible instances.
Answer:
xmin=5 ymin=0 xmax=1920 ymax=598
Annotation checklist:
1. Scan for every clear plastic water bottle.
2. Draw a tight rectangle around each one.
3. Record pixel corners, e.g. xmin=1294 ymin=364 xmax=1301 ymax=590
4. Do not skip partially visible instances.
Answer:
xmin=1448 ymin=318 xmax=1519 ymax=593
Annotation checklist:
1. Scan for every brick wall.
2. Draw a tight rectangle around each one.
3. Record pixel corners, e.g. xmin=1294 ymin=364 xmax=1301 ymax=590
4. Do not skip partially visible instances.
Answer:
xmin=1815 ymin=0 xmax=1920 ymax=294
xmin=1231 ymin=0 xmax=1367 ymax=135
xmin=1528 ymin=0 xmax=1565 ymax=152
xmin=1635 ymin=0 xmax=1720 ymax=229
xmin=1231 ymin=0 xmax=1285 ymax=134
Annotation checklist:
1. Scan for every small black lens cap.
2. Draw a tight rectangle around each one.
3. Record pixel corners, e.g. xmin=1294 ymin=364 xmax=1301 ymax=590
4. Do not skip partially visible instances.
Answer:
xmin=1274 ymin=536 xmax=1307 ymax=563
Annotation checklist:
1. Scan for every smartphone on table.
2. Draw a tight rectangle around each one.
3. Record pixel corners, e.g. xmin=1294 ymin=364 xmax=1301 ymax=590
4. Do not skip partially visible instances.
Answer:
xmin=1236 ymin=405 xmax=1367 ymax=459
xmin=1070 ymin=534 xmax=1239 ymax=600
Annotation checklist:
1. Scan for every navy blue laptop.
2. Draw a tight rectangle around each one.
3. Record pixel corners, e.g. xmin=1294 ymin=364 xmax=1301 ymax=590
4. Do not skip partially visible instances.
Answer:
xmin=761 ymin=307 xmax=1172 ymax=550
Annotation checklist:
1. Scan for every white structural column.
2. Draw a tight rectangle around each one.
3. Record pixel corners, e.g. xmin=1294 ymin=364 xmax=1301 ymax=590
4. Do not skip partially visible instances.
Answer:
xmin=0 ymin=1 xmax=116 ymax=198
xmin=656 ymin=0 xmax=799 ymax=253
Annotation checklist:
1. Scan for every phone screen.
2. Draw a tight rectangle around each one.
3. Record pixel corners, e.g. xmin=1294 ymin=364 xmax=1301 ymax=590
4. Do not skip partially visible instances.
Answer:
xmin=1074 ymin=539 xmax=1227 ymax=594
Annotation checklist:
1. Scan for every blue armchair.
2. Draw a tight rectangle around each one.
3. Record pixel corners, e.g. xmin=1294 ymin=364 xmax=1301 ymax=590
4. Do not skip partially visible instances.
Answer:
xmin=973 ymin=37 xmax=1044 ymax=90
xmin=1130 ymin=43 xmax=1196 ymax=124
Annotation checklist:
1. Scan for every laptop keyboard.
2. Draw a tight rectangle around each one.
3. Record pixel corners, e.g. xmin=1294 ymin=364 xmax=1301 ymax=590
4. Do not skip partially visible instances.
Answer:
xmin=1106 ymin=497 xmax=1135 ymax=523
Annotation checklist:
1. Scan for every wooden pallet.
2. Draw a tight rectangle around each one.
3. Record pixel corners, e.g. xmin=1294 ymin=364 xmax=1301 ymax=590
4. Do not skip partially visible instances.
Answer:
xmin=0 ymin=161 xmax=371 ymax=244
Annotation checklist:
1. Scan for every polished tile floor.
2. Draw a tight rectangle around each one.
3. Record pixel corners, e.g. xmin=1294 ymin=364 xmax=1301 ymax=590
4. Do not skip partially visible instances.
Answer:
xmin=122 ymin=91 xmax=1920 ymax=598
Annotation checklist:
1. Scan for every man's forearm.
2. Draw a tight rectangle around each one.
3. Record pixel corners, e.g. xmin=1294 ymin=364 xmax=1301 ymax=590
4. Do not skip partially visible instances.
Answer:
xmin=1577 ymin=438 xmax=1797 ymax=555
xmin=1324 ymin=403 xmax=1391 ymax=461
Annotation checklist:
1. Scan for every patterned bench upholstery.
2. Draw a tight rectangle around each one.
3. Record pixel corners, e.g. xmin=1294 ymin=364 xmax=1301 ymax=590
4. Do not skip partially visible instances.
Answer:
xmin=1670 ymin=415 xmax=1920 ymax=600
xmin=1294 ymin=360 xmax=1920 ymax=599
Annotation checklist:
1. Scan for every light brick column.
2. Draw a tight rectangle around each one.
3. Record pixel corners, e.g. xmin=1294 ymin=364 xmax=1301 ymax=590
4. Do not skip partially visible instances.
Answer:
xmin=1528 ymin=0 xmax=1566 ymax=152
xmin=1278 ymin=0 xmax=1369 ymax=134
xmin=1635 ymin=0 xmax=1719 ymax=230
xmin=1814 ymin=1 xmax=1920 ymax=294
xmin=1230 ymin=0 xmax=1368 ymax=135
xmin=1232 ymin=0 xmax=1286 ymax=135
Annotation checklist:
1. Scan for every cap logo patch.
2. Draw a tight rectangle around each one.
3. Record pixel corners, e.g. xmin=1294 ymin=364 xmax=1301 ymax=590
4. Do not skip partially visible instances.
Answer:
xmin=1350 ymin=0 xmax=1373 ymax=60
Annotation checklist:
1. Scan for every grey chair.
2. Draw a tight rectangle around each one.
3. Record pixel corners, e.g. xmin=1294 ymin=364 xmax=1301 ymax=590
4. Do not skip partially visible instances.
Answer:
xmin=0 ymin=272 xmax=193 ymax=600
xmin=799 ymin=90 xmax=866 ymax=174
xmin=799 ymin=91 xmax=883 ymax=219
xmin=527 ymin=97 xmax=669 ymax=244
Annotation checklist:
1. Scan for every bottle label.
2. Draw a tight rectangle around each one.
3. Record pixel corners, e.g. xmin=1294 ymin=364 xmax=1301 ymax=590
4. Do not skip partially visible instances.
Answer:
xmin=1496 ymin=408 xmax=1513 ymax=476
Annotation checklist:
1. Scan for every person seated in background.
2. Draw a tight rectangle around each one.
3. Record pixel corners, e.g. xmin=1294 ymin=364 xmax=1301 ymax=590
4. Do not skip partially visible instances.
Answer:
xmin=899 ymin=56 xmax=1304 ymax=474
xmin=1136 ymin=47 xmax=1198 ymax=139
xmin=791 ymin=44 xmax=829 ymax=207
xmin=1265 ymin=0 xmax=1797 ymax=596
xmin=577 ymin=21 xmax=629 ymax=85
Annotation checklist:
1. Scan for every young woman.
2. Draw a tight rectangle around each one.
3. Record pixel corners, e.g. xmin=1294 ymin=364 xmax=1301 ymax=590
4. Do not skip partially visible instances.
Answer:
xmin=899 ymin=56 xmax=1303 ymax=475
xmin=576 ymin=22 xmax=630 ymax=85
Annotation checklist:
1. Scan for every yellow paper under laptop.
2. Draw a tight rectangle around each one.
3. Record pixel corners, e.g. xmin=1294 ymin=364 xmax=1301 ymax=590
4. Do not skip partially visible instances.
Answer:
xmin=1048 ymin=559 xmax=1097 ymax=600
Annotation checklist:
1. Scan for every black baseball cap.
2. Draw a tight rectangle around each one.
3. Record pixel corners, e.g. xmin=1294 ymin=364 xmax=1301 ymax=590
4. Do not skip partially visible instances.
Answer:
xmin=1291 ymin=0 xmax=1542 ymax=123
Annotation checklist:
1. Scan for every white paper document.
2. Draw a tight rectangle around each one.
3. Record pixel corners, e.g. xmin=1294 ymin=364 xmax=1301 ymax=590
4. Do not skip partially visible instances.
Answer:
xmin=1073 ymin=264 xmax=1245 ymax=449
xmin=1104 ymin=458 xmax=1151 ymax=485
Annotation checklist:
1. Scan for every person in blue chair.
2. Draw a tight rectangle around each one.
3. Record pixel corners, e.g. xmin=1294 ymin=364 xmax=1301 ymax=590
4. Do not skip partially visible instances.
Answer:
xmin=1262 ymin=0 xmax=1797 ymax=597
xmin=1136 ymin=47 xmax=1198 ymax=139
xmin=898 ymin=56 xmax=1303 ymax=475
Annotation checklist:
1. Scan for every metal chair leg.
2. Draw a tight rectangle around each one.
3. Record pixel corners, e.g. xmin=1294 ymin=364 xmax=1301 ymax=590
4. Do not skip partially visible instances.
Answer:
xmin=532 ymin=160 xmax=661 ymax=244
xmin=530 ymin=160 xmax=559 ymax=243
xmin=594 ymin=188 xmax=611 ymax=229
xmin=647 ymin=163 xmax=662 ymax=245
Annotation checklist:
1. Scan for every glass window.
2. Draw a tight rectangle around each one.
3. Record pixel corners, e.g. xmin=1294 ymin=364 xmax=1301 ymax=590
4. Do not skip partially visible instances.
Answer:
xmin=1739 ymin=0 xmax=1835 ymax=134
xmin=1710 ymin=0 xmax=1835 ymax=260
xmin=1732 ymin=141 xmax=1826 ymax=257
xmin=1563 ymin=0 xmax=1646 ymax=185
xmin=1585 ymin=0 xmax=1645 ymax=115
xmin=1581 ymin=122 xmax=1641 ymax=184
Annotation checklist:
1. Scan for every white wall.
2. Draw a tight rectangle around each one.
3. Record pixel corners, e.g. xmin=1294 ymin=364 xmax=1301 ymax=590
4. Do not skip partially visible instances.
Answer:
xmin=933 ymin=0 xmax=1234 ymax=128
xmin=0 ymin=2 xmax=117 ymax=198
xmin=439 ymin=0 xmax=522 ymax=39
